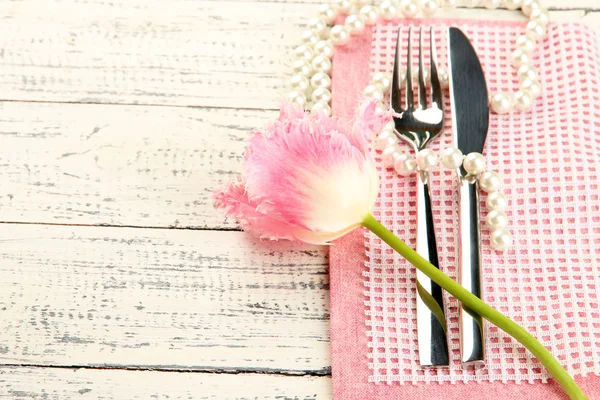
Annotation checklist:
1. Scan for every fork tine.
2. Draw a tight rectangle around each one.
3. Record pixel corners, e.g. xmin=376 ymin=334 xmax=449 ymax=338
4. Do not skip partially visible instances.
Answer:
xmin=391 ymin=28 xmax=404 ymax=113
xmin=429 ymin=26 xmax=443 ymax=109
xmin=418 ymin=27 xmax=427 ymax=109
xmin=405 ymin=27 xmax=414 ymax=111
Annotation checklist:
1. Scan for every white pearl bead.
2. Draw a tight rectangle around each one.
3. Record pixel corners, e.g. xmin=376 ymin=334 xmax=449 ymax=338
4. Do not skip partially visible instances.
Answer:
xmin=302 ymin=30 xmax=319 ymax=46
xmin=518 ymin=64 xmax=538 ymax=83
xmin=422 ymin=0 xmax=438 ymax=16
xmin=416 ymin=149 xmax=438 ymax=171
xmin=290 ymin=74 xmax=310 ymax=93
xmin=530 ymin=8 xmax=550 ymax=25
xmin=483 ymin=0 xmax=501 ymax=9
xmin=486 ymin=210 xmax=508 ymax=229
xmin=526 ymin=20 xmax=547 ymax=41
xmin=380 ymin=0 xmax=399 ymax=20
xmin=311 ymin=101 xmax=332 ymax=116
xmin=502 ymin=0 xmax=522 ymax=10
xmin=375 ymin=131 xmax=398 ymax=150
xmin=359 ymin=5 xmax=379 ymax=25
xmin=311 ymin=87 xmax=332 ymax=104
xmin=286 ymin=90 xmax=307 ymax=107
xmin=490 ymin=228 xmax=513 ymax=251
xmin=319 ymin=4 xmax=338 ymax=24
xmin=510 ymin=48 xmax=531 ymax=68
xmin=479 ymin=171 xmax=502 ymax=192
xmin=378 ymin=128 xmax=396 ymax=139
xmin=513 ymin=90 xmax=533 ymax=112
xmin=311 ymin=71 xmax=332 ymax=89
xmin=440 ymin=147 xmax=464 ymax=169
xmin=374 ymin=101 xmax=387 ymax=114
xmin=345 ymin=15 xmax=365 ymax=35
xmin=401 ymin=0 xmax=419 ymax=17
xmin=354 ymin=0 xmax=372 ymax=6
xmin=394 ymin=154 xmax=417 ymax=176
xmin=382 ymin=145 xmax=403 ymax=168
xmin=364 ymin=84 xmax=384 ymax=101
xmin=486 ymin=192 xmax=508 ymax=211
xmin=314 ymin=40 xmax=334 ymax=59
xmin=521 ymin=78 xmax=542 ymax=98
xmin=522 ymin=0 xmax=541 ymax=16
xmin=308 ymin=18 xmax=328 ymax=38
xmin=490 ymin=93 xmax=513 ymax=114
xmin=437 ymin=67 xmax=449 ymax=89
xmin=333 ymin=0 xmax=352 ymax=13
xmin=330 ymin=25 xmax=350 ymax=46
xmin=465 ymin=0 xmax=480 ymax=7
xmin=295 ymin=44 xmax=315 ymax=61
xmin=516 ymin=35 xmax=535 ymax=54
xmin=384 ymin=120 xmax=395 ymax=131
xmin=375 ymin=136 xmax=399 ymax=151
xmin=463 ymin=152 xmax=486 ymax=175
xmin=292 ymin=59 xmax=313 ymax=77
xmin=372 ymin=72 xmax=392 ymax=92
xmin=311 ymin=55 xmax=332 ymax=74
xmin=446 ymin=0 xmax=457 ymax=7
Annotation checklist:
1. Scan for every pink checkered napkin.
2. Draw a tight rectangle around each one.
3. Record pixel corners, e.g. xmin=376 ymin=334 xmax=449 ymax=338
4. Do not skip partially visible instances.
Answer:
xmin=330 ymin=19 xmax=600 ymax=399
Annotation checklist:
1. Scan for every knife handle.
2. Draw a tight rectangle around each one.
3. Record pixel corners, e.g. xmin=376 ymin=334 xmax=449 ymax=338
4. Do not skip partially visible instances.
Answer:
xmin=415 ymin=171 xmax=449 ymax=367
xmin=457 ymin=176 xmax=485 ymax=365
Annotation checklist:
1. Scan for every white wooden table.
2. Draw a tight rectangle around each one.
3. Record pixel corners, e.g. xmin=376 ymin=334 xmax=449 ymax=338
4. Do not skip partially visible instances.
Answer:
xmin=0 ymin=1 xmax=598 ymax=398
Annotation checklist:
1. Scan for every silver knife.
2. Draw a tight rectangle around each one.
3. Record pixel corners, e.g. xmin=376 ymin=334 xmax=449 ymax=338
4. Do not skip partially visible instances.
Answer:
xmin=448 ymin=27 xmax=489 ymax=365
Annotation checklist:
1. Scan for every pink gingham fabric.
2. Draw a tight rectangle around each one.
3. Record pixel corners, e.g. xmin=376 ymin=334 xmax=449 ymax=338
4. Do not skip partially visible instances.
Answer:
xmin=330 ymin=19 xmax=600 ymax=399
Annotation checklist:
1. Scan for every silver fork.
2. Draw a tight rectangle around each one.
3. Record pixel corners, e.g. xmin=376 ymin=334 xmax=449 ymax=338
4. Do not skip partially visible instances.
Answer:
xmin=390 ymin=26 xmax=449 ymax=367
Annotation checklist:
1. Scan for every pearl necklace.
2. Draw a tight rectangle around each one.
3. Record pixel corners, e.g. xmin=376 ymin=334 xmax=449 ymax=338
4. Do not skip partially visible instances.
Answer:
xmin=286 ymin=0 xmax=549 ymax=250
xmin=288 ymin=0 xmax=548 ymax=116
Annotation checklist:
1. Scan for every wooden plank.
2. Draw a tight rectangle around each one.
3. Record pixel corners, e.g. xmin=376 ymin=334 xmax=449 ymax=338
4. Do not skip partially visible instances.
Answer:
xmin=0 ymin=367 xmax=332 ymax=399
xmin=0 ymin=1 xmax=585 ymax=110
xmin=0 ymin=0 xmax=315 ymax=110
xmin=0 ymin=101 xmax=273 ymax=229
xmin=0 ymin=224 xmax=330 ymax=373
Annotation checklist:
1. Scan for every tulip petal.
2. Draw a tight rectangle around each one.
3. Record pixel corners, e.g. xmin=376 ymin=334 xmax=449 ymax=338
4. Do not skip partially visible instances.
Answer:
xmin=243 ymin=116 xmax=379 ymax=235
xmin=214 ymin=177 xmax=360 ymax=244
xmin=214 ymin=103 xmax=381 ymax=245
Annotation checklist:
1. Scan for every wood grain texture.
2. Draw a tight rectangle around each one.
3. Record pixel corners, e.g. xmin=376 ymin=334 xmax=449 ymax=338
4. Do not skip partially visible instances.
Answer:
xmin=0 ymin=224 xmax=330 ymax=373
xmin=0 ymin=367 xmax=332 ymax=399
xmin=0 ymin=1 xmax=585 ymax=110
xmin=0 ymin=102 xmax=277 ymax=229
xmin=0 ymin=0 xmax=313 ymax=110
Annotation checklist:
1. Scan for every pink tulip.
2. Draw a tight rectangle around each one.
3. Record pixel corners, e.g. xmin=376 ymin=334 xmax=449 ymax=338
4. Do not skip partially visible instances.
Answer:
xmin=213 ymin=102 xmax=586 ymax=399
xmin=214 ymin=101 xmax=388 ymax=244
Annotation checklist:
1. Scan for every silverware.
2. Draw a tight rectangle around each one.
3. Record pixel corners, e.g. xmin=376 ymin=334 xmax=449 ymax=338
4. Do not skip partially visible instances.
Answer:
xmin=448 ymin=27 xmax=490 ymax=365
xmin=391 ymin=26 xmax=449 ymax=367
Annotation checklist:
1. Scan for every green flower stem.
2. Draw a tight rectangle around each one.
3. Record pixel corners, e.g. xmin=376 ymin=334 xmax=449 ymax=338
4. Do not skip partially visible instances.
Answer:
xmin=361 ymin=214 xmax=587 ymax=400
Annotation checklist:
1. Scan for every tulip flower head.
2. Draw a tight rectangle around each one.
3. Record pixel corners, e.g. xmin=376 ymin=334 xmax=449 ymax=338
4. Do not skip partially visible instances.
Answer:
xmin=214 ymin=101 xmax=388 ymax=244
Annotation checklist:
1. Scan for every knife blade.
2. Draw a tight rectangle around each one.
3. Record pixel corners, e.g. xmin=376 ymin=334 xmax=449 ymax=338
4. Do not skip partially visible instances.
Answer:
xmin=448 ymin=27 xmax=490 ymax=365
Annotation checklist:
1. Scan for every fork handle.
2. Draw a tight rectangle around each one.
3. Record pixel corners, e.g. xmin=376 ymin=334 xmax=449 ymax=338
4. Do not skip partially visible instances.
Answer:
xmin=415 ymin=171 xmax=449 ymax=367
xmin=457 ymin=176 xmax=485 ymax=364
